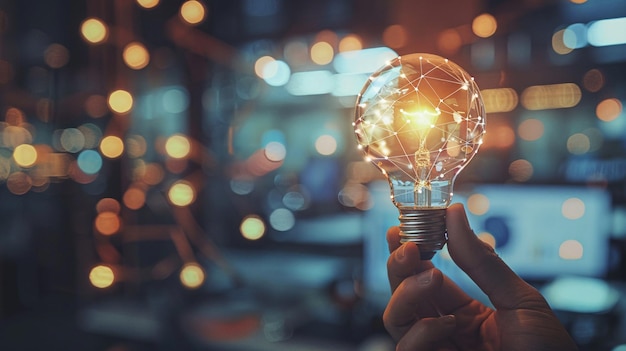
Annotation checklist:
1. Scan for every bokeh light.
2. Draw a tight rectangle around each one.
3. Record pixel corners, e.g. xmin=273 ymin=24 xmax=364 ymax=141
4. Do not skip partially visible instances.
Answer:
xmin=596 ymin=98 xmax=622 ymax=122
xmin=89 ymin=265 xmax=115 ymax=288
xmin=13 ymin=144 xmax=37 ymax=167
xmin=559 ymin=240 xmax=583 ymax=260
xmin=508 ymin=159 xmax=533 ymax=182
xmin=567 ymin=133 xmax=590 ymax=155
xmin=315 ymin=134 xmax=337 ymax=156
xmin=179 ymin=263 xmax=205 ymax=289
xmin=562 ymin=197 xmax=585 ymax=219
xmin=168 ymin=181 xmax=195 ymax=207
xmin=108 ymin=90 xmax=134 ymax=114
xmin=123 ymin=42 xmax=150 ymax=70
xmin=44 ymin=43 xmax=70 ymax=69
xmin=100 ymin=135 xmax=124 ymax=159
xmin=467 ymin=193 xmax=490 ymax=215
xmin=80 ymin=18 xmax=108 ymax=44
xmin=310 ymin=41 xmax=334 ymax=65
xmin=338 ymin=34 xmax=362 ymax=52
xmin=123 ymin=186 xmax=146 ymax=210
xmin=180 ymin=0 xmax=206 ymax=25
xmin=472 ymin=13 xmax=497 ymax=38
xmin=165 ymin=134 xmax=191 ymax=159
xmin=382 ymin=24 xmax=408 ymax=49
xmin=240 ymin=215 xmax=265 ymax=240
xmin=137 ymin=0 xmax=159 ymax=9
xmin=518 ymin=119 xmax=544 ymax=141
xmin=95 ymin=211 xmax=121 ymax=235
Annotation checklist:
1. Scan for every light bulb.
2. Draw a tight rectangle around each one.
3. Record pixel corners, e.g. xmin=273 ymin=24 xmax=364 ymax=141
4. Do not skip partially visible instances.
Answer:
xmin=353 ymin=53 xmax=486 ymax=259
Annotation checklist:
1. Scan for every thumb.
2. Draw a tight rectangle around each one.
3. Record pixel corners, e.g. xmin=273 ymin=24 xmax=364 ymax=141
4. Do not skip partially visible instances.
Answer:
xmin=446 ymin=203 xmax=543 ymax=310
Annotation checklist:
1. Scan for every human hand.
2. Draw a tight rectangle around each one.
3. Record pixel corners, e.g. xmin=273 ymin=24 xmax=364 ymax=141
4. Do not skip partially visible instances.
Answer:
xmin=383 ymin=203 xmax=579 ymax=351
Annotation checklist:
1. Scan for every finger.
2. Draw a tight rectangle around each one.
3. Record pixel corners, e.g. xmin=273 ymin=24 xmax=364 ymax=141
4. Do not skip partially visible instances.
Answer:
xmin=446 ymin=203 xmax=546 ymax=310
xmin=396 ymin=315 xmax=457 ymax=351
xmin=383 ymin=268 xmax=443 ymax=340
xmin=386 ymin=226 xmax=402 ymax=253
xmin=387 ymin=227 xmax=434 ymax=292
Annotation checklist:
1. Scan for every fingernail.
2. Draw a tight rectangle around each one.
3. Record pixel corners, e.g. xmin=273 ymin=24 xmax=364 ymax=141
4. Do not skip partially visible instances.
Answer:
xmin=417 ymin=269 xmax=433 ymax=285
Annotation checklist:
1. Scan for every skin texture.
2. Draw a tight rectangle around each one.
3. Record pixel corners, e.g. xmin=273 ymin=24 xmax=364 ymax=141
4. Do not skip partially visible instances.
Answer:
xmin=383 ymin=203 xmax=579 ymax=351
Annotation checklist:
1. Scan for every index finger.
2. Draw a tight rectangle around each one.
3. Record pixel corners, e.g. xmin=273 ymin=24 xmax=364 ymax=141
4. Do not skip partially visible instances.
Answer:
xmin=386 ymin=226 xmax=434 ymax=292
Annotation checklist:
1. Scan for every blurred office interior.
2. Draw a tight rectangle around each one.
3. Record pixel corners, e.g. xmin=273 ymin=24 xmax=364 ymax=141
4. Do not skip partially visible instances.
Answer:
xmin=1 ymin=0 xmax=626 ymax=350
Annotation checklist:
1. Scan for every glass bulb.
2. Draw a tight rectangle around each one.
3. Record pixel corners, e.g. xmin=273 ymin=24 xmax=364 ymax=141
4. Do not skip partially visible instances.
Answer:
xmin=353 ymin=53 xmax=486 ymax=259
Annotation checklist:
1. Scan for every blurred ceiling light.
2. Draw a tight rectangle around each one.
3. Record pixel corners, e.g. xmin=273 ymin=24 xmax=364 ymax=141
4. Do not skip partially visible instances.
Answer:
xmin=44 ymin=43 xmax=70 ymax=69
xmin=96 ymin=197 xmax=121 ymax=214
xmin=286 ymin=70 xmax=332 ymax=96
xmin=240 ymin=215 xmax=265 ymax=240
xmin=588 ymin=17 xmax=626 ymax=47
xmin=89 ymin=265 xmax=115 ymax=288
xmin=521 ymin=83 xmax=581 ymax=110
xmin=559 ymin=240 xmax=583 ymax=260
xmin=518 ymin=118 xmax=544 ymax=141
xmin=165 ymin=134 xmax=191 ymax=159
xmin=583 ymin=68 xmax=605 ymax=92
xmin=567 ymin=133 xmax=591 ymax=155
xmin=269 ymin=208 xmax=295 ymax=231
xmin=180 ymin=263 xmax=205 ymax=289
xmin=562 ymin=197 xmax=585 ymax=220
xmin=123 ymin=42 xmax=150 ymax=70
xmin=382 ymin=24 xmax=408 ymax=49
xmin=314 ymin=134 xmax=337 ymax=156
xmin=333 ymin=47 xmax=397 ymax=74
xmin=339 ymin=34 xmax=362 ymax=52
xmin=552 ymin=29 xmax=573 ymax=55
xmin=563 ymin=23 xmax=587 ymax=49
xmin=137 ymin=0 xmax=159 ymax=9
xmin=481 ymin=88 xmax=519 ymax=113
xmin=508 ymin=159 xmax=533 ymax=182
xmin=108 ymin=89 xmax=134 ymax=114
xmin=472 ymin=13 xmax=497 ymax=38
xmin=311 ymin=41 xmax=334 ymax=65
xmin=80 ymin=18 xmax=108 ymax=44
xmin=168 ymin=181 xmax=195 ymax=207
xmin=437 ymin=29 xmax=463 ymax=55
xmin=262 ymin=60 xmax=290 ymax=86
xmin=13 ymin=144 xmax=37 ymax=167
xmin=123 ymin=186 xmax=146 ymax=210
xmin=95 ymin=211 xmax=121 ymax=235
xmin=596 ymin=98 xmax=622 ymax=122
xmin=100 ymin=135 xmax=124 ymax=159
xmin=180 ymin=0 xmax=206 ymax=25
xmin=467 ymin=193 xmax=490 ymax=215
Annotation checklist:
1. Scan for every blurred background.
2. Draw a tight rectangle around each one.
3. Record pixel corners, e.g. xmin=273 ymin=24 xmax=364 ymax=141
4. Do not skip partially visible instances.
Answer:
xmin=0 ymin=0 xmax=626 ymax=350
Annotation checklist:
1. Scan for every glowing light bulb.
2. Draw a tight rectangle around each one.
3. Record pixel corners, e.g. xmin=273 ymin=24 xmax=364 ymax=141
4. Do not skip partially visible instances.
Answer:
xmin=353 ymin=53 xmax=486 ymax=259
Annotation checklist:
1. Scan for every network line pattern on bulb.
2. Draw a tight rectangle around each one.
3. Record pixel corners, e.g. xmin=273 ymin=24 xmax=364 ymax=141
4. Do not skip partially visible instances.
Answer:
xmin=354 ymin=53 xmax=486 ymax=259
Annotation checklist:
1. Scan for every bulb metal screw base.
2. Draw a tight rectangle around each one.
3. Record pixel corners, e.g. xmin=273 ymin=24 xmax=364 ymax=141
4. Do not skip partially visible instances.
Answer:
xmin=398 ymin=208 xmax=447 ymax=260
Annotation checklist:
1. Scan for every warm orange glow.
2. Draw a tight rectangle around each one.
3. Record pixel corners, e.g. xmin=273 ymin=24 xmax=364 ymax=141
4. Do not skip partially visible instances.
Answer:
xmin=180 ymin=0 xmax=206 ymax=25
xmin=168 ymin=181 xmax=195 ymax=207
xmin=382 ymin=24 xmax=408 ymax=49
xmin=80 ymin=18 xmax=108 ymax=44
xmin=137 ymin=0 xmax=159 ymax=9
xmin=596 ymin=98 xmax=622 ymax=122
xmin=338 ymin=34 xmax=362 ymax=52
xmin=100 ymin=135 xmax=124 ymax=159
xmin=5 ymin=107 xmax=25 ymax=125
xmin=518 ymin=119 xmax=544 ymax=141
xmin=89 ymin=265 xmax=115 ymax=288
xmin=142 ymin=163 xmax=165 ymax=185
xmin=108 ymin=90 xmax=133 ymax=114
xmin=96 ymin=198 xmax=121 ymax=214
xmin=95 ymin=211 xmax=121 ymax=235
xmin=179 ymin=263 xmax=205 ymax=289
xmin=437 ymin=29 xmax=463 ymax=55
xmin=254 ymin=56 xmax=275 ymax=78
xmin=486 ymin=125 xmax=515 ymax=149
xmin=478 ymin=232 xmax=496 ymax=249
xmin=472 ymin=13 xmax=497 ymax=38
xmin=13 ymin=144 xmax=37 ymax=167
xmin=310 ymin=41 xmax=334 ymax=65
xmin=123 ymin=42 xmax=150 ymax=70
xmin=165 ymin=134 xmax=191 ymax=159
xmin=123 ymin=186 xmax=146 ymax=210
